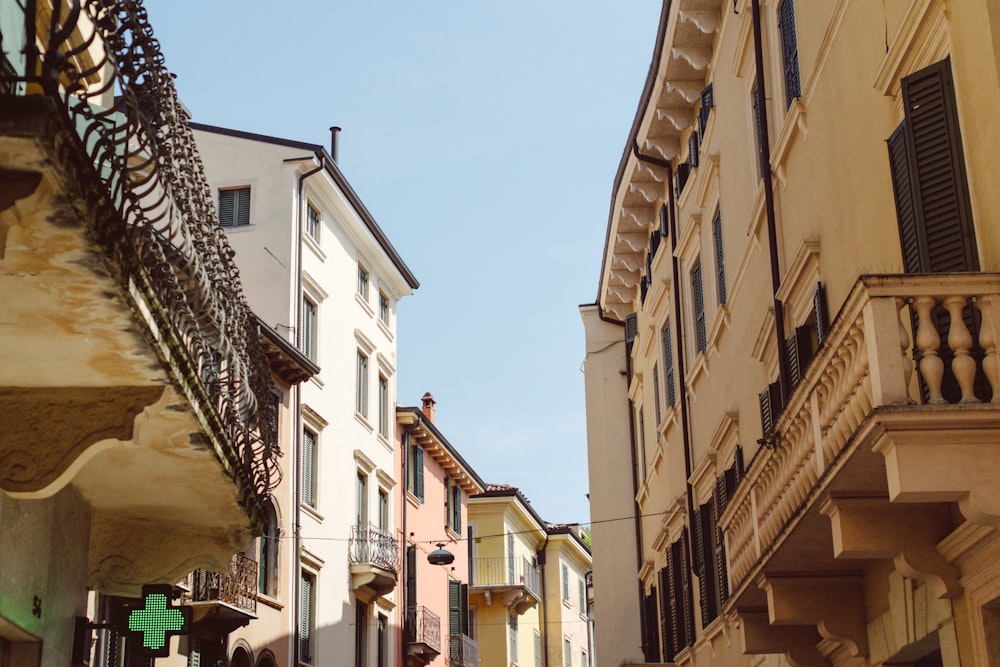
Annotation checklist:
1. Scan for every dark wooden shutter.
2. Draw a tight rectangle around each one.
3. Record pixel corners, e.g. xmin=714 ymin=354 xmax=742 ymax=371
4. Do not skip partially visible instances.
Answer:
xmin=659 ymin=203 xmax=669 ymax=239
xmin=693 ymin=505 xmax=712 ymax=628
xmin=680 ymin=530 xmax=696 ymax=648
xmin=713 ymin=210 xmax=727 ymax=306
xmin=658 ymin=567 xmax=672 ymax=661
xmin=235 ymin=187 xmax=250 ymax=226
xmin=753 ymin=84 xmax=765 ymax=175
xmin=711 ymin=489 xmax=730 ymax=606
xmin=667 ymin=545 xmax=682 ymax=657
xmin=778 ymin=0 xmax=801 ymax=108
xmin=461 ymin=584 xmax=469 ymax=635
xmin=643 ymin=591 xmax=660 ymax=662
xmin=900 ymin=58 xmax=978 ymax=273
xmin=663 ymin=323 xmax=676 ymax=407
xmin=689 ymin=131 xmax=699 ymax=168
xmin=887 ymin=121 xmax=924 ymax=274
xmin=699 ymin=83 xmax=714 ymax=135
xmin=785 ymin=325 xmax=814 ymax=390
xmin=759 ymin=381 xmax=782 ymax=438
xmin=625 ymin=313 xmax=638 ymax=351
xmin=218 ymin=189 xmax=234 ymax=227
xmin=692 ymin=263 xmax=707 ymax=353
xmin=675 ymin=162 xmax=691 ymax=196
xmin=406 ymin=545 xmax=417 ymax=604
xmin=299 ymin=573 xmax=313 ymax=662
xmin=814 ymin=282 xmax=829 ymax=345
xmin=414 ymin=446 xmax=424 ymax=501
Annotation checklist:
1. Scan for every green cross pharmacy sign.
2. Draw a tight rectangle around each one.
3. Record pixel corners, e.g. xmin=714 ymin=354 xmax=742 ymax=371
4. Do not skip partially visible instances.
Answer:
xmin=123 ymin=584 xmax=192 ymax=658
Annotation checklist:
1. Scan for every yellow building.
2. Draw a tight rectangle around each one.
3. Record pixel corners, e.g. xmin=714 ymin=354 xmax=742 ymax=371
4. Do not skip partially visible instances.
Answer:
xmin=583 ymin=1 xmax=1000 ymax=666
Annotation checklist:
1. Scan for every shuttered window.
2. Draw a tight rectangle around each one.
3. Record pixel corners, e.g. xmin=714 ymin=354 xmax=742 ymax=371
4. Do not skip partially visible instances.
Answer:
xmin=713 ymin=210 xmax=727 ymax=306
xmin=306 ymin=202 xmax=320 ymax=241
xmin=449 ymin=580 xmax=462 ymax=635
xmin=888 ymin=57 xmax=978 ymax=274
xmin=657 ymin=567 xmax=671 ymax=661
xmin=662 ymin=323 xmax=676 ymax=408
xmin=378 ymin=375 xmax=389 ymax=438
xmin=688 ymin=131 xmax=699 ymax=168
xmin=302 ymin=428 xmax=317 ymax=507
xmin=299 ymin=571 xmax=315 ymax=663
xmin=509 ymin=611 xmax=518 ymax=659
xmin=218 ymin=186 xmax=250 ymax=228
xmin=564 ymin=639 xmax=572 ymax=667
xmin=408 ymin=443 xmax=424 ymax=501
xmin=534 ymin=631 xmax=542 ymax=667
xmin=777 ymin=0 xmax=801 ymax=108
xmin=562 ymin=562 xmax=570 ymax=601
xmin=752 ymin=83 xmax=765 ymax=176
xmin=691 ymin=262 xmax=707 ymax=353
xmin=508 ymin=533 xmax=516 ymax=585
xmin=578 ymin=577 xmax=586 ymax=614
xmin=356 ymin=351 xmax=369 ymax=418
xmin=699 ymin=83 xmax=714 ymax=135
xmin=406 ymin=545 xmax=417 ymax=603
xmin=301 ymin=298 xmax=317 ymax=361
xmin=693 ymin=501 xmax=723 ymax=627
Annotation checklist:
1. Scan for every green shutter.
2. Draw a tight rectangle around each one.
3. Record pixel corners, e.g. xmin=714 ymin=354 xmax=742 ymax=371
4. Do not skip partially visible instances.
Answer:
xmin=301 ymin=429 xmax=316 ymax=507
xmin=663 ymin=323 xmax=676 ymax=408
xmin=299 ymin=573 xmax=313 ymax=662
xmin=406 ymin=545 xmax=417 ymax=603
xmin=449 ymin=580 xmax=462 ymax=636
xmin=414 ymin=446 xmax=424 ymax=501
xmin=713 ymin=210 xmax=727 ymax=306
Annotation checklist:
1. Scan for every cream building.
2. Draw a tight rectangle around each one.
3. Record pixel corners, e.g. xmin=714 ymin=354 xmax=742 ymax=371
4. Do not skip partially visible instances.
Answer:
xmin=191 ymin=122 xmax=418 ymax=667
xmin=583 ymin=1 xmax=1000 ymax=666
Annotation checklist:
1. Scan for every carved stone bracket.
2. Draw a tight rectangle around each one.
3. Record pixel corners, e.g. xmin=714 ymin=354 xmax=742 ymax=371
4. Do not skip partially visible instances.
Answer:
xmin=741 ymin=610 xmax=829 ymax=667
xmin=821 ymin=497 xmax=961 ymax=598
xmin=759 ymin=574 xmax=868 ymax=659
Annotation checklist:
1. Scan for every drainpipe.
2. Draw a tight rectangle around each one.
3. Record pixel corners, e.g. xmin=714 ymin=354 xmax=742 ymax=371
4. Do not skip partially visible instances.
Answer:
xmin=751 ymin=0 xmax=792 ymax=401
xmin=399 ymin=422 xmax=415 ymax=663
xmin=292 ymin=155 xmax=324 ymax=667
xmin=631 ymin=142 xmax=696 ymax=647
xmin=624 ymin=347 xmax=648 ymax=660
xmin=537 ymin=534 xmax=550 ymax=667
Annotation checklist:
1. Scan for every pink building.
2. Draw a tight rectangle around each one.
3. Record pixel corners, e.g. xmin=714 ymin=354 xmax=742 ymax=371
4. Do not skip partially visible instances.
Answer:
xmin=397 ymin=394 xmax=486 ymax=667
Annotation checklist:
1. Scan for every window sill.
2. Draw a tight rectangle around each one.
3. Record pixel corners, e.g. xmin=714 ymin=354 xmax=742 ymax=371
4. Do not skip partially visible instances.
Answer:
xmin=356 ymin=292 xmax=374 ymax=316
xmin=304 ymin=232 xmax=325 ymax=261
xmin=355 ymin=412 xmax=374 ymax=433
xmin=300 ymin=503 xmax=324 ymax=524
xmin=377 ymin=317 xmax=394 ymax=341
xmin=219 ymin=224 xmax=256 ymax=234
xmin=257 ymin=592 xmax=283 ymax=611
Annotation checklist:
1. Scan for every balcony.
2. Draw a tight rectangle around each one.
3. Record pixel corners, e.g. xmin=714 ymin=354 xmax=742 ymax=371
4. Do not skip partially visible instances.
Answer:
xmin=448 ymin=633 xmax=478 ymax=667
xmin=469 ymin=556 xmax=540 ymax=613
xmin=719 ymin=274 xmax=1000 ymax=664
xmin=0 ymin=1 xmax=278 ymax=595
xmin=405 ymin=606 xmax=441 ymax=666
xmin=186 ymin=553 xmax=258 ymax=635
xmin=348 ymin=523 xmax=399 ymax=600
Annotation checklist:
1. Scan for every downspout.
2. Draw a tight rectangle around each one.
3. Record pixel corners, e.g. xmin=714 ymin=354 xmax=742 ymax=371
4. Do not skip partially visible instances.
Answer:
xmin=751 ymin=0 xmax=792 ymax=400
xmin=632 ymin=143 xmax=695 ymax=647
xmin=292 ymin=155 xmax=325 ymax=666
xmin=399 ymin=422 xmax=415 ymax=665
xmin=537 ymin=534 xmax=550 ymax=667
xmin=624 ymin=339 xmax=647 ymax=660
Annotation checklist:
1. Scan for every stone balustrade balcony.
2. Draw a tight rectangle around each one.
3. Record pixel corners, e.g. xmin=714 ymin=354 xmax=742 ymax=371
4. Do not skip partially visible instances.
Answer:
xmin=0 ymin=0 xmax=279 ymax=595
xmin=719 ymin=274 xmax=1000 ymax=665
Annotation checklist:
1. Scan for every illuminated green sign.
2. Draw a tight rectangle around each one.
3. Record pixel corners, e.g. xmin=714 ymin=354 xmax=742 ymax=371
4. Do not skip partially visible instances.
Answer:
xmin=123 ymin=584 xmax=192 ymax=658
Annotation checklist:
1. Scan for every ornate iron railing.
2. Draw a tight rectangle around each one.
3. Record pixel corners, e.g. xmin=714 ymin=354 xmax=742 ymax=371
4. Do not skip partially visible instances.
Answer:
xmin=405 ymin=605 xmax=441 ymax=653
xmin=348 ymin=523 xmax=399 ymax=572
xmin=448 ymin=634 xmax=478 ymax=667
xmin=191 ymin=553 xmax=258 ymax=615
xmin=0 ymin=1 xmax=279 ymax=521
xmin=470 ymin=555 xmax=540 ymax=598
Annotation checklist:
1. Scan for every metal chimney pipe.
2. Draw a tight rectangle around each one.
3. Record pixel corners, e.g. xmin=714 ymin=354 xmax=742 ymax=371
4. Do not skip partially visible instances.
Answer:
xmin=329 ymin=126 xmax=341 ymax=162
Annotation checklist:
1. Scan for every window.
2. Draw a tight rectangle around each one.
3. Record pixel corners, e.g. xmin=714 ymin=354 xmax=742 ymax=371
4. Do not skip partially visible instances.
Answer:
xmin=446 ymin=480 xmax=462 ymax=535
xmin=713 ymin=209 xmax=728 ymax=306
xmin=637 ymin=409 xmax=647 ymax=477
xmin=218 ymin=186 xmax=250 ymax=228
xmin=355 ymin=602 xmax=368 ymax=667
xmin=408 ymin=442 xmax=424 ymax=501
xmin=534 ymin=631 xmax=542 ymax=667
xmin=299 ymin=571 xmax=315 ymax=663
xmin=691 ymin=261 xmax=707 ymax=353
xmin=257 ymin=502 xmax=279 ymax=596
xmin=306 ymin=202 xmax=320 ymax=241
xmin=561 ymin=563 xmax=570 ymax=601
xmin=379 ymin=292 xmax=389 ymax=324
xmin=777 ymin=0 xmax=801 ymax=108
xmin=302 ymin=428 xmax=317 ymax=507
xmin=356 ymin=351 xmax=369 ymax=418
xmin=301 ymin=298 xmax=317 ymax=361
xmin=358 ymin=264 xmax=370 ymax=299
xmin=378 ymin=374 xmax=389 ymax=438
xmin=652 ymin=364 xmax=662 ymax=426
xmin=582 ymin=651 xmax=588 ymax=667
xmin=356 ymin=471 xmax=368 ymax=527
xmin=662 ymin=323 xmax=676 ymax=408
xmin=752 ymin=82 xmax=765 ymax=177
xmin=507 ymin=533 xmax=516 ymax=585
xmin=693 ymin=500 xmax=725 ymax=627
xmin=659 ymin=533 xmax=696 ymax=661
xmin=699 ymin=83 xmax=714 ymax=135
xmin=564 ymin=639 xmax=572 ymax=667
xmin=509 ymin=611 xmax=518 ymax=660
xmin=578 ymin=576 xmax=586 ymax=614
xmin=377 ymin=613 xmax=387 ymax=667
xmin=378 ymin=489 xmax=388 ymax=531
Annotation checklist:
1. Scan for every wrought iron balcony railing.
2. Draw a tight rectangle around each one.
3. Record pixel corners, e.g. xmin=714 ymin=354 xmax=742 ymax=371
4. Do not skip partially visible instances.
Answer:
xmin=0 ymin=0 xmax=279 ymax=524
xmin=405 ymin=605 xmax=441 ymax=653
xmin=190 ymin=553 xmax=258 ymax=615
xmin=448 ymin=633 xmax=478 ymax=667
xmin=348 ymin=523 xmax=400 ymax=572
xmin=470 ymin=555 xmax=540 ymax=599
xmin=720 ymin=274 xmax=1000 ymax=595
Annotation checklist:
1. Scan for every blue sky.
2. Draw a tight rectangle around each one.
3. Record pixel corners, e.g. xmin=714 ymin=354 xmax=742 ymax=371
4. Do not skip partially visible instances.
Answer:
xmin=146 ymin=1 xmax=661 ymax=525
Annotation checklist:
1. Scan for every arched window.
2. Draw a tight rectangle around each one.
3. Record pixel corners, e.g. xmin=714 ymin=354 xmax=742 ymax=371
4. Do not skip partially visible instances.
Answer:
xmin=231 ymin=645 xmax=252 ymax=667
xmin=256 ymin=650 xmax=278 ymax=667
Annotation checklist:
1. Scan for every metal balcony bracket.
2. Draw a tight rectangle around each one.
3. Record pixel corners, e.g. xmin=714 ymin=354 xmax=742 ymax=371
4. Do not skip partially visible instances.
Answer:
xmin=758 ymin=574 xmax=868 ymax=660
xmin=821 ymin=497 xmax=961 ymax=599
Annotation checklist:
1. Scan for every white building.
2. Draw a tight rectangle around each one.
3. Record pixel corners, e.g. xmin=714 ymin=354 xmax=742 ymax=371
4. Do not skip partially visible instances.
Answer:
xmin=193 ymin=123 xmax=419 ymax=667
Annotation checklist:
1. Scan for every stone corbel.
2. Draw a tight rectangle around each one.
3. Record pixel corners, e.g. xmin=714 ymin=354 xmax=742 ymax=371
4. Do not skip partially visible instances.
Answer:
xmin=672 ymin=47 xmax=713 ymax=71
xmin=679 ymin=9 xmax=720 ymax=35
xmin=821 ymin=497 xmax=960 ymax=599
xmin=655 ymin=108 xmax=692 ymax=131
xmin=628 ymin=182 xmax=661 ymax=203
xmin=759 ymin=574 xmax=868 ymax=659
xmin=740 ymin=610 xmax=829 ymax=667
xmin=642 ymin=137 xmax=681 ymax=161
xmin=666 ymin=81 xmax=702 ymax=103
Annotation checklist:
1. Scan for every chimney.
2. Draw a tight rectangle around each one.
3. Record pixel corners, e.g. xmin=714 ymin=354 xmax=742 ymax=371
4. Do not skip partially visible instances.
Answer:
xmin=329 ymin=126 xmax=341 ymax=163
xmin=421 ymin=392 xmax=436 ymax=423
